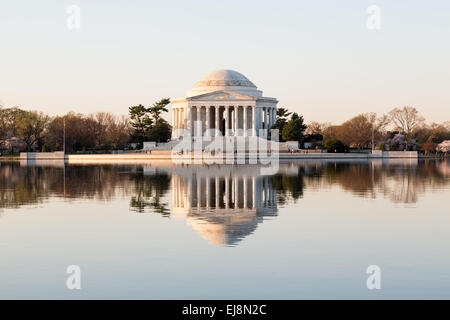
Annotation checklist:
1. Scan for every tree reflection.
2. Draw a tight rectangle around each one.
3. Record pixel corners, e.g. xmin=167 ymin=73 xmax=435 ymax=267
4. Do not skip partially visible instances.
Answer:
xmin=300 ymin=160 xmax=449 ymax=204
xmin=0 ymin=163 xmax=171 ymax=215
xmin=129 ymin=169 xmax=171 ymax=216
xmin=271 ymin=166 xmax=305 ymax=205
xmin=0 ymin=160 xmax=449 ymax=213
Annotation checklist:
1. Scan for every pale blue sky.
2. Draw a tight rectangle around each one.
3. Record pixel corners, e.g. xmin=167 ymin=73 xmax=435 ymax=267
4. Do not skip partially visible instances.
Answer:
xmin=1 ymin=0 xmax=449 ymax=124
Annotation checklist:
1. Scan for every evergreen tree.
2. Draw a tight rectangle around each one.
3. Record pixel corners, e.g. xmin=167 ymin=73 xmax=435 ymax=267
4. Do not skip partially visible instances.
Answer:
xmin=129 ymin=104 xmax=153 ymax=144
xmin=148 ymin=98 xmax=170 ymax=122
xmin=147 ymin=118 xmax=172 ymax=143
xmin=281 ymin=113 xmax=307 ymax=142
xmin=271 ymin=107 xmax=291 ymax=141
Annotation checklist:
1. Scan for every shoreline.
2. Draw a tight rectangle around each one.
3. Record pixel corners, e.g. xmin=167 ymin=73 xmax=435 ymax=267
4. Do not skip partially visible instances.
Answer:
xmin=2 ymin=153 xmax=447 ymax=162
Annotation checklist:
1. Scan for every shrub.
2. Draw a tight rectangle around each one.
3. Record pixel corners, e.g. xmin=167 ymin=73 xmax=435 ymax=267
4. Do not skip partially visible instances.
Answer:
xmin=324 ymin=138 xmax=348 ymax=153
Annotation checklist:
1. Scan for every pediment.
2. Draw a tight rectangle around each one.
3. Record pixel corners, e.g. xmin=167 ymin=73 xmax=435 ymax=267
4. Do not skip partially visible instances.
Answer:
xmin=187 ymin=90 xmax=257 ymax=101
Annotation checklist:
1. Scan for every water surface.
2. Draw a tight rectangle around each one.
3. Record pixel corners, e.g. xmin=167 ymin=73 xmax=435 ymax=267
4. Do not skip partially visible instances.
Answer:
xmin=0 ymin=159 xmax=449 ymax=299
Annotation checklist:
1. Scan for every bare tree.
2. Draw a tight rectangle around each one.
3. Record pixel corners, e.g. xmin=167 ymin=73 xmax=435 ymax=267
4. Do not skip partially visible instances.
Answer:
xmin=108 ymin=115 xmax=131 ymax=148
xmin=367 ymin=113 xmax=390 ymax=150
xmin=306 ymin=121 xmax=329 ymax=135
xmin=389 ymin=106 xmax=424 ymax=150
xmin=443 ymin=121 xmax=450 ymax=131
xmin=322 ymin=124 xmax=339 ymax=141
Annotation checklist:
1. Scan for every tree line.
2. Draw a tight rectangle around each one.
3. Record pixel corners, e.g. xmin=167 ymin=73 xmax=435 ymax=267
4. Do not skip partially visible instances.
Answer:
xmin=1 ymin=101 xmax=449 ymax=154
xmin=301 ymin=107 xmax=450 ymax=153
xmin=0 ymin=98 xmax=172 ymax=153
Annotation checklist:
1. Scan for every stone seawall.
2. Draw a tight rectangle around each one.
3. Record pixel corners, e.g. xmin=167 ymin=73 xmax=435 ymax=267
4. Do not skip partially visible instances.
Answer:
xmin=20 ymin=151 xmax=66 ymax=159
xmin=18 ymin=151 xmax=419 ymax=162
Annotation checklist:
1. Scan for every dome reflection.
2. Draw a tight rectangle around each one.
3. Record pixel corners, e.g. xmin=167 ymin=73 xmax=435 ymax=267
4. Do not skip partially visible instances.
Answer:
xmin=170 ymin=166 xmax=278 ymax=246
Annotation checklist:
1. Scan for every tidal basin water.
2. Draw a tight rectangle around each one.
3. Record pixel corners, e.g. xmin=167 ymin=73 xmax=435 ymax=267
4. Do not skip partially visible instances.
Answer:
xmin=0 ymin=159 xmax=449 ymax=299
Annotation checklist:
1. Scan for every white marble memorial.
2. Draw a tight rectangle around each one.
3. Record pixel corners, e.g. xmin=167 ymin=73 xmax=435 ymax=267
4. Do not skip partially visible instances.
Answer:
xmin=171 ymin=69 xmax=278 ymax=139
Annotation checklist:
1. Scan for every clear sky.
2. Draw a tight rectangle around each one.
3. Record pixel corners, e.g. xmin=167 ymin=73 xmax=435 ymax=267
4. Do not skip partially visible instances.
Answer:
xmin=1 ymin=0 xmax=449 ymax=124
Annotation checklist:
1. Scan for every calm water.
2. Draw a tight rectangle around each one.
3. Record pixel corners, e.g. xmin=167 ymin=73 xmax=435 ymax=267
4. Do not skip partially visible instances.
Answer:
xmin=0 ymin=159 xmax=449 ymax=299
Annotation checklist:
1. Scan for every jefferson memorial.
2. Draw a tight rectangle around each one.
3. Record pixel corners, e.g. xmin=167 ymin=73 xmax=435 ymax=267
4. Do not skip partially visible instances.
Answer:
xmin=171 ymin=69 xmax=278 ymax=139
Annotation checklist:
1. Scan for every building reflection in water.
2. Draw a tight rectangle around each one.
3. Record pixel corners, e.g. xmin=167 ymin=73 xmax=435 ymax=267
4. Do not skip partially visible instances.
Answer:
xmin=170 ymin=166 xmax=278 ymax=246
xmin=2 ymin=159 xmax=450 ymax=245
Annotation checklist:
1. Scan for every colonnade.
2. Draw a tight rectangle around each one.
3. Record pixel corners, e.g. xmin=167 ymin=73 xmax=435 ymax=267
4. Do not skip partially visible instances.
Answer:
xmin=172 ymin=105 xmax=277 ymax=138
xmin=172 ymin=174 xmax=276 ymax=210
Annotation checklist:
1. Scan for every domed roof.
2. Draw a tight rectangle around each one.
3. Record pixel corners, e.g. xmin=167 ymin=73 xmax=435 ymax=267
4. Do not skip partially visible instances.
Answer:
xmin=192 ymin=69 xmax=257 ymax=89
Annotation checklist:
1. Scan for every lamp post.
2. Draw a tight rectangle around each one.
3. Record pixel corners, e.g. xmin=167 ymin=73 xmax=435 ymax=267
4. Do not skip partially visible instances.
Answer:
xmin=63 ymin=118 xmax=66 ymax=154
xmin=372 ymin=124 xmax=374 ymax=151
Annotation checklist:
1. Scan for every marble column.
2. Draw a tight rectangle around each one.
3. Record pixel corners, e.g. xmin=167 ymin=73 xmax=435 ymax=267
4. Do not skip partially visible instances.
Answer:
xmin=231 ymin=107 xmax=235 ymax=135
xmin=234 ymin=106 xmax=239 ymax=136
xmin=180 ymin=108 xmax=184 ymax=129
xmin=187 ymin=106 xmax=192 ymax=136
xmin=264 ymin=107 xmax=267 ymax=130
xmin=198 ymin=106 xmax=201 ymax=135
xmin=171 ymin=107 xmax=175 ymax=138
xmin=175 ymin=108 xmax=178 ymax=130
xmin=172 ymin=109 xmax=177 ymax=138
xmin=196 ymin=106 xmax=200 ymax=136
xmin=206 ymin=106 xmax=211 ymax=137
xmin=272 ymin=108 xmax=276 ymax=128
xmin=230 ymin=107 xmax=234 ymax=134
xmin=215 ymin=106 xmax=221 ymax=136
xmin=243 ymin=106 xmax=248 ymax=137
xmin=224 ymin=106 xmax=230 ymax=136
xmin=272 ymin=108 xmax=276 ymax=127
xmin=252 ymin=106 xmax=256 ymax=136
xmin=263 ymin=107 xmax=267 ymax=137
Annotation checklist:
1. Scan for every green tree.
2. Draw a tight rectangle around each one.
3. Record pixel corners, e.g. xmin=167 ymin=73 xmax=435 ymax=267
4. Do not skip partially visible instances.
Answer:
xmin=15 ymin=110 xmax=50 ymax=151
xmin=271 ymin=107 xmax=292 ymax=141
xmin=129 ymin=99 xmax=172 ymax=144
xmin=281 ymin=113 xmax=307 ymax=142
xmin=129 ymin=104 xmax=153 ymax=144
xmin=146 ymin=118 xmax=172 ymax=143
xmin=148 ymin=98 xmax=170 ymax=122
xmin=0 ymin=107 xmax=22 ymax=143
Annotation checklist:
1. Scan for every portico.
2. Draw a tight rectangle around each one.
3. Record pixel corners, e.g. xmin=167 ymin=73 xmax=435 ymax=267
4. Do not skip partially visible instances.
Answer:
xmin=171 ymin=70 xmax=278 ymax=139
